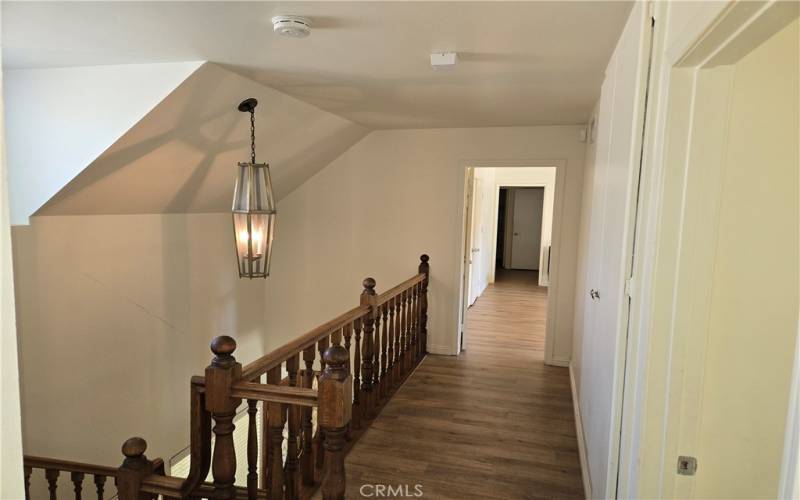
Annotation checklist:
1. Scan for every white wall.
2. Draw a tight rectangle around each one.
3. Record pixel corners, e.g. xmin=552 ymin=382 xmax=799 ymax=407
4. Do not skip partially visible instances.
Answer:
xmin=0 ymin=42 xmax=25 ymax=500
xmin=261 ymin=126 xmax=586 ymax=359
xmin=11 ymin=214 xmax=267 ymax=466
xmin=3 ymin=62 xmax=202 ymax=224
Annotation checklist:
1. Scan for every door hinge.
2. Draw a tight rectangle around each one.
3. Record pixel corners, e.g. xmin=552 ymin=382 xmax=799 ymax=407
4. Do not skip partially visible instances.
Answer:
xmin=625 ymin=277 xmax=636 ymax=298
xmin=677 ymin=456 xmax=697 ymax=476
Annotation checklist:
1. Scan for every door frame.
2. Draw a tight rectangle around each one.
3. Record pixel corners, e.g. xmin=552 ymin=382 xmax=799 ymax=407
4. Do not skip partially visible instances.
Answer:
xmin=456 ymin=160 xmax=566 ymax=365
xmin=492 ymin=184 xmax=551 ymax=283
xmin=617 ymin=1 xmax=800 ymax=497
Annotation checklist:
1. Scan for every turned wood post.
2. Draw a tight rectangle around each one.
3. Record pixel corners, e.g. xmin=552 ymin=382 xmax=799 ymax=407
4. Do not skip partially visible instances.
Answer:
xmin=301 ymin=347 xmax=316 ymax=485
xmin=360 ymin=277 xmax=377 ymax=419
xmin=205 ymin=336 xmax=243 ymax=500
xmin=419 ymin=254 xmax=430 ymax=357
xmin=319 ymin=345 xmax=352 ymax=500
xmin=117 ymin=437 xmax=155 ymax=500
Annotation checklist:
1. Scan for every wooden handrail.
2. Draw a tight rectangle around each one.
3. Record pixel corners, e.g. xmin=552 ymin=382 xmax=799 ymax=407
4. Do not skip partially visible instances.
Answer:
xmin=24 ymin=456 xmax=118 ymax=478
xmin=231 ymin=381 xmax=318 ymax=406
xmin=240 ymin=304 xmax=370 ymax=381
xmin=376 ymin=273 xmax=426 ymax=305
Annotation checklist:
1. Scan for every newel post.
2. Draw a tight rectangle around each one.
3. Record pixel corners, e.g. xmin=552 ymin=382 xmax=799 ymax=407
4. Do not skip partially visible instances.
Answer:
xmin=319 ymin=345 xmax=352 ymax=500
xmin=205 ymin=336 xmax=243 ymax=500
xmin=360 ymin=277 xmax=377 ymax=420
xmin=116 ymin=437 xmax=155 ymax=500
xmin=418 ymin=254 xmax=430 ymax=357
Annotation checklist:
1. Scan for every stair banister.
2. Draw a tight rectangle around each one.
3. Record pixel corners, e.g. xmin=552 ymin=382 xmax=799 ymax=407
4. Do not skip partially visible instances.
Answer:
xmin=23 ymin=255 xmax=431 ymax=500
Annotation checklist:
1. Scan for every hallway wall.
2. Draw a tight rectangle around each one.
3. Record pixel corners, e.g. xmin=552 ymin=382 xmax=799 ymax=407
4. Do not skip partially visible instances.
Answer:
xmin=261 ymin=126 xmax=586 ymax=358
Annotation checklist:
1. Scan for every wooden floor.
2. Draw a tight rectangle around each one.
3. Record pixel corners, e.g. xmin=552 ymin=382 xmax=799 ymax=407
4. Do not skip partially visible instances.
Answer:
xmin=341 ymin=269 xmax=584 ymax=499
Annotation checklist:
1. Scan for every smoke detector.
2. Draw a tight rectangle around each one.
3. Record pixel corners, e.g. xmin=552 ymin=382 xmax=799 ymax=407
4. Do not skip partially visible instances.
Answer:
xmin=271 ymin=15 xmax=312 ymax=38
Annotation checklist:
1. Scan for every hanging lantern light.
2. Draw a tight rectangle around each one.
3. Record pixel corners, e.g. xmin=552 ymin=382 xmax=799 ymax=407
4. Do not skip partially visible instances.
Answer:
xmin=232 ymin=98 xmax=276 ymax=279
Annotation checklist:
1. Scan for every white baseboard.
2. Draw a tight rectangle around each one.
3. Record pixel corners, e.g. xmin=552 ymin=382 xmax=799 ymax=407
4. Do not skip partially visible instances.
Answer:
xmin=570 ymin=363 xmax=592 ymax=500
xmin=426 ymin=344 xmax=456 ymax=356
xmin=546 ymin=356 xmax=571 ymax=367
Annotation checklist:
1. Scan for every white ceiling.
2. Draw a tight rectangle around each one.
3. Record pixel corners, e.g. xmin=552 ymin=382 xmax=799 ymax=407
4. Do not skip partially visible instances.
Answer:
xmin=2 ymin=1 xmax=633 ymax=129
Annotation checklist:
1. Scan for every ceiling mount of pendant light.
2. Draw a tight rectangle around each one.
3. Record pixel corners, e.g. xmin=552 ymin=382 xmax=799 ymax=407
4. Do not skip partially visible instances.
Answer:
xmin=232 ymin=97 xmax=276 ymax=279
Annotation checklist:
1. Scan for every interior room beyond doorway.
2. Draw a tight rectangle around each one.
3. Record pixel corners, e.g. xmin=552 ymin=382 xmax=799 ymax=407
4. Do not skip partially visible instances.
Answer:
xmin=460 ymin=165 xmax=558 ymax=356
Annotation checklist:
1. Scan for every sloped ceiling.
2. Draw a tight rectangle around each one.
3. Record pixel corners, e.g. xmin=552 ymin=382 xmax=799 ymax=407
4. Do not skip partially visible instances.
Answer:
xmin=36 ymin=63 xmax=369 ymax=216
xmin=4 ymin=62 xmax=203 ymax=224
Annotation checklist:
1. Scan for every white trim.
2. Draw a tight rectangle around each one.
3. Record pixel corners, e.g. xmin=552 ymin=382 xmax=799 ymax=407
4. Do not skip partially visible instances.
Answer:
xmin=570 ymin=363 xmax=592 ymax=500
xmin=454 ymin=159 xmax=567 ymax=366
xmin=549 ymin=356 xmax=570 ymax=368
xmin=779 ymin=320 xmax=800 ymax=500
xmin=426 ymin=344 xmax=456 ymax=356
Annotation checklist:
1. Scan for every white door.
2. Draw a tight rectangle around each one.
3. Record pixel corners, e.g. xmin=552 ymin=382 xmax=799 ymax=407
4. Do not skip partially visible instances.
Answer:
xmin=577 ymin=3 xmax=650 ymax=498
xmin=510 ymin=188 xmax=544 ymax=270
xmin=467 ymin=177 xmax=484 ymax=305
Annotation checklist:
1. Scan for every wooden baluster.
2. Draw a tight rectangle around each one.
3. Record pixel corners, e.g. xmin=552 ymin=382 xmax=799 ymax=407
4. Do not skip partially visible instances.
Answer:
xmin=71 ymin=471 xmax=85 ymax=500
xmin=360 ymin=278 xmax=377 ymax=419
xmin=386 ymin=297 xmax=396 ymax=392
xmin=315 ymin=336 xmax=330 ymax=469
xmin=319 ymin=345 xmax=352 ymax=500
xmin=372 ymin=304 xmax=381 ymax=402
xmin=393 ymin=295 xmax=402 ymax=387
xmin=419 ymin=254 xmax=430 ymax=358
xmin=352 ymin=318 xmax=363 ymax=429
xmin=205 ymin=336 xmax=242 ymax=500
xmin=94 ymin=475 xmax=106 ymax=500
xmin=410 ymin=285 xmax=417 ymax=372
xmin=399 ymin=289 xmax=409 ymax=379
xmin=412 ymin=283 xmax=419 ymax=366
xmin=117 ymin=437 xmax=156 ymax=500
xmin=45 ymin=469 xmax=59 ymax=500
xmin=267 ymin=365 xmax=286 ymax=500
xmin=408 ymin=284 xmax=416 ymax=372
xmin=408 ymin=285 xmax=415 ymax=373
xmin=285 ymin=354 xmax=300 ymax=500
xmin=380 ymin=302 xmax=389 ymax=400
xmin=23 ymin=466 xmax=31 ymax=500
xmin=405 ymin=287 xmax=413 ymax=375
xmin=301 ymin=346 xmax=316 ymax=486
xmin=247 ymin=398 xmax=259 ymax=499
xmin=331 ymin=326 xmax=342 ymax=346
xmin=342 ymin=323 xmax=354 ymax=441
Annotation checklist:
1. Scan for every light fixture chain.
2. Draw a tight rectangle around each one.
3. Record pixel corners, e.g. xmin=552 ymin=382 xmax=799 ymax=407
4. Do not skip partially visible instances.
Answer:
xmin=250 ymin=109 xmax=256 ymax=164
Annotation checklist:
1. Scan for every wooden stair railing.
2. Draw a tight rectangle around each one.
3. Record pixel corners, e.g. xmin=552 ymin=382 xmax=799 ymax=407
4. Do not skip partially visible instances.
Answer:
xmin=21 ymin=255 xmax=430 ymax=500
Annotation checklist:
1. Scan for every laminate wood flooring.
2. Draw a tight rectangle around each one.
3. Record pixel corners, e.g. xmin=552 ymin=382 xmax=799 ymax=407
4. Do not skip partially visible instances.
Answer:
xmin=340 ymin=269 xmax=584 ymax=499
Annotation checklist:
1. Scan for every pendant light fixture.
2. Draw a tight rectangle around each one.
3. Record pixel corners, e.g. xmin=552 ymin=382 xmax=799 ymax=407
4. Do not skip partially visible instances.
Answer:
xmin=232 ymin=98 xmax=276 ymax=279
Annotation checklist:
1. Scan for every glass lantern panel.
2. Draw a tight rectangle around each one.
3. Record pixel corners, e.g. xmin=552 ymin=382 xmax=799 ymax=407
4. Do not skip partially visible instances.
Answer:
xmin=251 ymin=164 xmax=276 ymax=212
xmin=233 ymin=212 xmax=252 ymax=276
xmin=232 ymin=164 xmax=250 ymax=212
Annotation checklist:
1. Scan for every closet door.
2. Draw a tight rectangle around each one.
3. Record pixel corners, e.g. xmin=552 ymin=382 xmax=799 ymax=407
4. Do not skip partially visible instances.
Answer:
xmin=578 ymin=2 xmax=651 ymax=497
xmin=578 ymin=46 xmax=616 ymax=499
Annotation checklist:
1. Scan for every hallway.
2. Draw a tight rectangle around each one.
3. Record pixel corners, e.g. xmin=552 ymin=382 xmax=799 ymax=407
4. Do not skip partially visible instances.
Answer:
xmin=342 ymin=270 xmax=584 ymax=499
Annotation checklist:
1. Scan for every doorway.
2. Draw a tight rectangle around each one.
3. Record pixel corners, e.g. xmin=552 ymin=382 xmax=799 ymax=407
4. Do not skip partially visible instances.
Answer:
xmin=459 ymin=166 xmax=558 ymax=356
xmin=499 ymin=187 xmax=545 ymax=272
xmin=624 ymin=4 xmax=800 ymax=499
